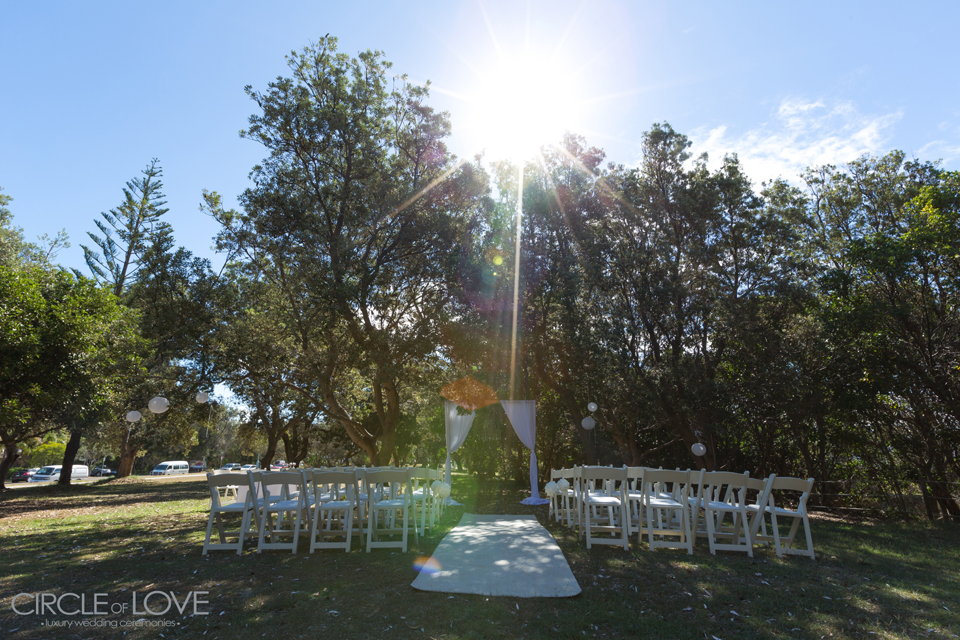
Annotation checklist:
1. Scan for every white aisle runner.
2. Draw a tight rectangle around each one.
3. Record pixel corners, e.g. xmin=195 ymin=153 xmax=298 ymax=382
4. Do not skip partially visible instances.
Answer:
xmin=411 ymin=514 xmax=581 ymax=598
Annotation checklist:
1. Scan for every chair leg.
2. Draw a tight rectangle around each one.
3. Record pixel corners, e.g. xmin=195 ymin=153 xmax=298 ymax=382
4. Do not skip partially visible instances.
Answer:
xmin=771 ymin=510 xmax=783 ymax=558
xmin=705 ymin=508 xmax=718 ymax=555
xmin=344 ymin=506 xmax=354 ymax=553
xmin=785 ymin=515 xmax=802 ymax=549
xmin=803 ymin=514 xmax=815 ymax=560
xmin=238 ymin=509 xmax=252 ymax=555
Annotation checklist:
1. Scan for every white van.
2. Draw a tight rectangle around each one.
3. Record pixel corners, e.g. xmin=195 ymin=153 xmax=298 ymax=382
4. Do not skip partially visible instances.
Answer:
xmin=150 ymin=461 xmax=189 ymax=476
xmin=28 ymin=465 xmax=89 ymax=482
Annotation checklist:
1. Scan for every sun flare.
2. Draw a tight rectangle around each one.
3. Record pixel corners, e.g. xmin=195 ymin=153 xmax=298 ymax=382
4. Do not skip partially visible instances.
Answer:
xmin=463 ymin=52 xmax=580 ymax=161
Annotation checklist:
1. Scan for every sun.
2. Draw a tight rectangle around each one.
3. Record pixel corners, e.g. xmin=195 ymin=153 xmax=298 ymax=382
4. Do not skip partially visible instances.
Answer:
xmin=462 ymin=51 xmax=580 ymax=161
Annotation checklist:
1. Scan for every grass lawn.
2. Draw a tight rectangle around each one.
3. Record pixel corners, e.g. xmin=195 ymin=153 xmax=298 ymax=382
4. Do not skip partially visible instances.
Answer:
xmin=0 ymin=474 xmax=958 ymax=639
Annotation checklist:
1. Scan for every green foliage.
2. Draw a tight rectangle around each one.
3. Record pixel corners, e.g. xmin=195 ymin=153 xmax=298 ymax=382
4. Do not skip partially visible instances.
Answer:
xmin=209 ymin=36 xmax=490 ymax=464
xmin=81 ymin=159 xmax=169 ymax=296
xmin=0 ymin=266 xmax=142 ymax=487
xmin=24 ymin=442 xmax=66 ymax=467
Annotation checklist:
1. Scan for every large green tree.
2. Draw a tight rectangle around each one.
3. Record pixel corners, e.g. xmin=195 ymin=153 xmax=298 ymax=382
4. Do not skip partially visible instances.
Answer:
xmin=209 ymin=36 xmax=488 ymax=464
xmin=0 ymin=266 xmax=141 ymax=489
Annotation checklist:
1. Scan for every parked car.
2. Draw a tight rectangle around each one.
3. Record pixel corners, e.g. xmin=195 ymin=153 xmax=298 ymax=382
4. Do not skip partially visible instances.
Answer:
xmin=189 ymin=462 xmax=205 ymax=473
xmin=29 ymin=465 xmax=89 ymax=482
xmin=240 ymin=464 xmax=258 ymax=471
xmin=151 ymin=461 xmax=189 ymax=476
xmin=270 ymin=461 xmax=288 ymax=470
xmin=91 ymin=467 xmax=116 ymax=477
xmin=11 ymin=468 xmax=39 ymax=483
xmin=219 ymin=463 xmax=242 ymax=472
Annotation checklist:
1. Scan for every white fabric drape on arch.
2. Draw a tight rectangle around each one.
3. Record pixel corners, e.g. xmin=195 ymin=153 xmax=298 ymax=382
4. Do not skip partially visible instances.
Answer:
xmin=500 ymin=400 xmax=550 ymax=505
xmin=444 ymin=400 xmax=475 ymax=506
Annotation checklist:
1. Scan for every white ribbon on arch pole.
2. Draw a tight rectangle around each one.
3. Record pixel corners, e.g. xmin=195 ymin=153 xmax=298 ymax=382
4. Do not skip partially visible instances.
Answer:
xmin=444 ymin=400 xmax=475 ymax=506
xmin=501 ymin=400 xmax=550 ymax=505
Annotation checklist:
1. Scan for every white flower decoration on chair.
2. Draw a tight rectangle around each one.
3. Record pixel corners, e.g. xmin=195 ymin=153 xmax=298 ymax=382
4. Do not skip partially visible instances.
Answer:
xmin=556 ymin=478 xmax=570 ymax=492
xmin=544 ymin=481 xmax=560 ymax=497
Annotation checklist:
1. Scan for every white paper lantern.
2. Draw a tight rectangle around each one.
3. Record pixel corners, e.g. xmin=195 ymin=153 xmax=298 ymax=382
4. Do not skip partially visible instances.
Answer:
xmin=587 ymin=402 xmax=598 ymax=413
xmin=544 ymin=481 xmax=560 ymax=497
xmin=196 ymin=391 xmax=209 ymax=404
xmin=691 ymin=443 xmax=707 ymax=457
xmin=148 ymin=396 xmax=170 ymax=414
xmin=581 ymin=416 xmax=596 ymax=431
xmin=125 ymin=410 xmax=141 ymax=423
xmin=556 ymin=478 xmax=570 ymax=492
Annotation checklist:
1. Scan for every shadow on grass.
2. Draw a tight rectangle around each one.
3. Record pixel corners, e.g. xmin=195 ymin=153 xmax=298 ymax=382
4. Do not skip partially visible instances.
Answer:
xmin=0 ymin=474 xmax=957 ymax=639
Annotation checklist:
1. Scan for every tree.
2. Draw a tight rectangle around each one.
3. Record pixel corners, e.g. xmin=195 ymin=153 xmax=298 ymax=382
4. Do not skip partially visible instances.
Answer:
xmin=25 ymin=442 xmax=66 ymax=467
xmin=209 ymin=36 xmax=488 ymax=464
xmin=82 ymin=160 xmax=168 ymax=296
xmin=604 ymin=123 xmax=802 ymax=470
xmin=0 ymin=267 xmax=141 ymax=489
xmin=803 ymin=155 xmax=960 ymax=518
xmin=0 ymin=186 xmax=69 ymax=269
xmin=108 ymin=226 xmax=222 ymax=477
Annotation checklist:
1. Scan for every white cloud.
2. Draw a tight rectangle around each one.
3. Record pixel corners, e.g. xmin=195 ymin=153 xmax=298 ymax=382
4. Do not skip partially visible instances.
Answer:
xmin=688 ymin=98 xmax=903 ymax=185
xmin=917 ymin=139 xmax=960 ymax=164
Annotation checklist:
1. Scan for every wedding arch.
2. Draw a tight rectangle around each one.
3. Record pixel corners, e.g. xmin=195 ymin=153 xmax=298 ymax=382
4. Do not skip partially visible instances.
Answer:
xmin=440 ymin=377 xmax=549 ymax=506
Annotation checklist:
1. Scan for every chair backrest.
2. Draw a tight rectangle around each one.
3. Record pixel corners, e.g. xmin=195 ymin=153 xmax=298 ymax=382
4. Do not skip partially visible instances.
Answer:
xmin=625 ymin=467 xmax=644 ymax=489
xmin=409 ymin=468 xmax=432 ymax=480
xmin=686 ymin=468 xmax=705 ymax=503
xmin=408 ymin=468 xmax=433 ymax=495
xmin=258 ymin=470 xmax=304 ymax=502
xmin=312 ymin=470 xmax=358 ymax=502
xmin=769 ymin=476 xmax=814 ymax=509
xmin=642 ymin=468 xmax=690 ymax=503
xmin=206 ymin=472 xmax=238 ymax=507
xmin=580 ymin=466 xmax=627 ymax=494
xmin=742 ymin=474 xmax=774 ymax=509
xmin=701 ymin=471 xmax=750 ymax=504
xmin=365 ymin=469 xmax=412 ymax=503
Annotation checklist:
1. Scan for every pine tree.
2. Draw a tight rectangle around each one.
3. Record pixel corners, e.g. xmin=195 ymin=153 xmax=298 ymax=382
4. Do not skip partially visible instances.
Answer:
xmin=82 ymin=159 xmax=168 ymax=296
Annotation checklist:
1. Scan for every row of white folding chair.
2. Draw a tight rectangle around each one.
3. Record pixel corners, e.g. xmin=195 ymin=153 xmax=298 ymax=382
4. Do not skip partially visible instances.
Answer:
xmin=548 ymin=466 xmax=814 ymax=558
xmin=202 ymin=467 xmax=427 ymax=555
xmin=305 ymin=466 xmax=428 ymax=553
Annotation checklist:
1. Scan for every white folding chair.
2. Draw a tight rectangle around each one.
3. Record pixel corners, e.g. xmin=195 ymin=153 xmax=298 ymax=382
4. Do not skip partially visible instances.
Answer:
xmin=701 ymin=471 xmax=757 ymax=556
xmin=548 ymin=468 xmax=563 ymax=522
xmin=625 ymin=466 xmax=645 ymax=538
xmin=409 ymin=468 xmax=436 ymax=536
xmin=747 ymin=476 xmax=815 ymax=559
xmin=559 ymin=467 xmax=579 ymax=530
xmin=580 ymin=466 xmax=629 ymax=550
xmin=256 ymin=471 xmax=310 ymax=554
xmin=202 ymin=472 xmax=261 ymax=555
xmin=309 ymin=470 xmax=360 ymax=553
xmin=365 ymin=469 xmax=419 ymax=552
xmin=640 ymin=468 xmax=693 ymax=554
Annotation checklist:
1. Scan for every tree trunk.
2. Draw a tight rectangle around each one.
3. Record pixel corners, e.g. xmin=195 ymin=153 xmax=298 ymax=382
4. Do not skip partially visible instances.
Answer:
xmin=929 ymin=480 xmax=960 ymax=521
xmin=0 ymin=442 xmax=19 ymax=491
xmin=58 ymin=429 xmax=82 ymax=486
xmin=576 ymin=422 xmax=597 ymax=465
xmin=117 ymin=440 xmax=140 ymax=478
xmin=919 ymin=478 xmax=936 ymax=522
xmin=262 ymin=431 xmax=280 ymax=470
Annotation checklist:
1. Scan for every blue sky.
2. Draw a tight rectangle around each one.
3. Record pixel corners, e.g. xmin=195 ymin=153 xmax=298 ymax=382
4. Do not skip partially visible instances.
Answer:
xmin=2 ymin=1 xmax=959 ymax=274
